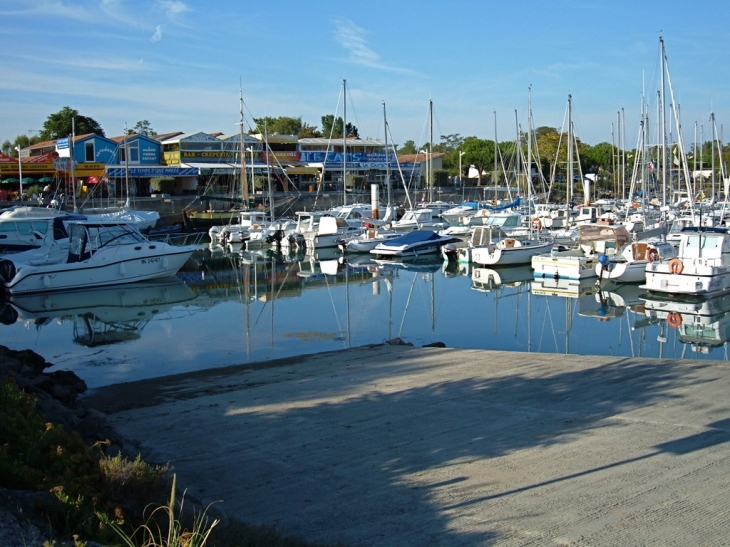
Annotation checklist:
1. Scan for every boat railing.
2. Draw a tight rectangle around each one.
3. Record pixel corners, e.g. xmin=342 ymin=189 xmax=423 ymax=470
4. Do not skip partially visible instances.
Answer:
xmin=151 ymin=231 xmax=208 ymax=247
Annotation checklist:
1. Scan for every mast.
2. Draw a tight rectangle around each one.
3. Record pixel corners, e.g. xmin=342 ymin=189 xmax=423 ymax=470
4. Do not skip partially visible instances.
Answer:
xmin=567 ymin=94 xmax=573 ymax=208
xmin=514 ymin=110 xmax=520 ymax=202
xmin=660 ymin=40 xmax=668 ymax=206
xmin=71 ymin=118 xmax=78 ymax=212
xmin=239 ymin=82 xmax=249 ymax=203
xmin=264 ymin=118 xmax=275 ymax=223
xmin=383 ymin=101 xmax=392 ymax=209
xmin=343 ymin=79 xmax=347 ymax=206
xmin=428 ymin=99 xmax=434 ymax=203
xmin=494 ymin=110 xmax=498 ymax=201
xmin=527 ymin=86 xmax=533 ymax=220
xmin=123 ymin=121 xmax=129 ymax=209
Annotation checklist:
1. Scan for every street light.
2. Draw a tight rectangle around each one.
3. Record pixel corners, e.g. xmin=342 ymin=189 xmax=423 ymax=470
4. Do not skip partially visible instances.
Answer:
xmin=459 ymin=151 xmax=466 ymax=200
xmin=15 ymin=145 xmax=23 ymax=201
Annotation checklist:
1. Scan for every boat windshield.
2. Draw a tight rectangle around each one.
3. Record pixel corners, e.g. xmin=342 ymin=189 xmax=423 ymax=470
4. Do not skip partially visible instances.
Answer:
xmin=578 ymin=225 xmax=630 ymax=247
xmin=484 ymin=215 xmax=520 ymax=228
xmin=67 ymin=223 xmax=146 ymax=261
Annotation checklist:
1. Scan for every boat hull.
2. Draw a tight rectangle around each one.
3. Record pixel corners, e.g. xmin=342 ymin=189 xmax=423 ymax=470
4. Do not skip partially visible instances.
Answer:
xmin=471 ymin=240 xmax=552 ymax=266
xmin=3 ymin=247 xmax=196 ymax=295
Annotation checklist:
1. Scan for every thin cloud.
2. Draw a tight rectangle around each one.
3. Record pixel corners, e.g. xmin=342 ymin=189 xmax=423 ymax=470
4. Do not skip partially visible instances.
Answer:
xmin=151 ymin=25 xmax=163 ymax=43
xmin=157 ymin=0 xmax=191 ymax=20
xmin=0 ymin=0 xmax=92 ymax=20
xmin=333 ymin=18 xmax=418 ymax=76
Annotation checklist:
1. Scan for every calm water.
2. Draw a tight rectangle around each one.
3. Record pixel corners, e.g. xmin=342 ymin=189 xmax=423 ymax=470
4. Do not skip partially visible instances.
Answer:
xmin=1 ymin=244 xmax=727 ymax=388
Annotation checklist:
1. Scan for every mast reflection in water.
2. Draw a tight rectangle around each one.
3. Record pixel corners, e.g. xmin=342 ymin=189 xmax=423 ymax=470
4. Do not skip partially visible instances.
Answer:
xmin=0 ymin=245 xmax=727 ymax=389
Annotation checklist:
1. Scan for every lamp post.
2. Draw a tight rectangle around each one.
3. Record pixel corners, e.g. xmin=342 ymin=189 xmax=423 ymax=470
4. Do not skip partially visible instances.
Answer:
xmin=15 ymin=145 xmax=23 ymax=201
xmin=459 ymin=151 xmax=466 ymax=200
xmin=245 ymin=147 xmax=254 ymax=196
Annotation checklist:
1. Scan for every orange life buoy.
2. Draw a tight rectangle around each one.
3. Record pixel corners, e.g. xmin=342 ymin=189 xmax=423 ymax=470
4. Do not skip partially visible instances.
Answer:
xmin=669 ymin=257 xmax=684 ymax=275
xmin=647 ymin=248 xmax=659 ymax=262
xmin=667 ymin=312 xmax=682 ymax=329
xmin=532 ymin=217 xmax=542 ymax=231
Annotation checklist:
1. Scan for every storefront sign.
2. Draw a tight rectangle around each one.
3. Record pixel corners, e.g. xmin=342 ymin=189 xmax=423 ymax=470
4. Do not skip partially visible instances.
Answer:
xmin=106 ymin=166 xmax=199 ymax=177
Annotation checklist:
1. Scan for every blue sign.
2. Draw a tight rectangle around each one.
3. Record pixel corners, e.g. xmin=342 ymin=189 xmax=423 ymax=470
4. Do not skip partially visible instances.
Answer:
xmin=106 ymin=167 xmax=199 ymax=177
xmin=56 ymin=138 xmax=69 ymax=150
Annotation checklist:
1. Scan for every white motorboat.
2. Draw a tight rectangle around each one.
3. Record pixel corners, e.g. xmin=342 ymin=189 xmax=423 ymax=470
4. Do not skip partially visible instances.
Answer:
xmin=532 ymin=223 xmax=631 ymax=281
xmin=0 ymin=221 xmax=200 ymax=295
xmin=370 ymin=229 xmax=460 ymax=258
xmin=305 ymin=215 xmax=363 ymax=249
xmin=470 ymin=236 xmax=552 ymax=267
xmin=339 ymin=227 xmax=400 ymax=253
xmin=0 ymin=206 xmax=83 ymax=253
xmin=642 ymin=227 xmax=730 ymax=297
xmin=389 ymin=208 xmax=449 ymax=233
xmin=596 ymin=240 xmax=675 ymax=283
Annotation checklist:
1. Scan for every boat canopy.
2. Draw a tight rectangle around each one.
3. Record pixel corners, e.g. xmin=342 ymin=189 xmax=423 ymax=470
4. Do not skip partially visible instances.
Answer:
xmin=578 ymin=224 xmax=630 ymax=247
xmin=388 ymin=230 xmax=443 ymax=245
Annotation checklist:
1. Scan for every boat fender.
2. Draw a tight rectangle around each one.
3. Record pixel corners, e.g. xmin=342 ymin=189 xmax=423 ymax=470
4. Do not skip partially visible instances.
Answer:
xmin=0 ymin=259 xmax=16 ymax=284
xmin=669 ymin=257 xmax=684 ymax=275
xmin=647 ymin=248 xmax=659 ymax=262
xmin=598 ymin=253 xmax=610 ymax=268
xmin=667 ymin=312 xmax=682 ymax=328
xmin=532 ymin=218 xmax=542 ymax=231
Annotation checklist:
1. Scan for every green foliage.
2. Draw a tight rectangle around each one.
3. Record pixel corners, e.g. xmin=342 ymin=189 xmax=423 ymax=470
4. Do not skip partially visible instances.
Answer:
xmin=436 ymin=134 xmax=464 ymax=153
xmin=461 ymin=137 xmax=496 ymax=185
xmin=298 ymin=122 xmax=322 ymax=138
xmin=40 ymin=106 xmax=105 ymax=140
xmin=252 ymin=116 xmax=303 ymax=136
xmin=150 ymin=177 xmax=175 ymax=194
xmin=345 ymin=174 xmax=365 ymax=189
xmin=106 ymin=474 xmax=219 ymax=547
xmin=24 ymin=184 xmax=43 ymax=198
xmin=129 ymin=120 xmax=156 ymax=137
xmin=253 ymin=175 xmax=268 ymax=191
xmin=320 ymin=115 xmax=359 ymax=139
xmin=397 ymin=140 xmax=417 ymax=155
xmin=433 ymin=169 xmax=450 ymax=186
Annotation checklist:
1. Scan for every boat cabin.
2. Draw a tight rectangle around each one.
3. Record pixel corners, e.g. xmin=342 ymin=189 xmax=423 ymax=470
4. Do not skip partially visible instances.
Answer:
xmin=678 ymin=228 xmax=730 ymax=265
xmin=577 ymin=224 xmax=630 ymax=256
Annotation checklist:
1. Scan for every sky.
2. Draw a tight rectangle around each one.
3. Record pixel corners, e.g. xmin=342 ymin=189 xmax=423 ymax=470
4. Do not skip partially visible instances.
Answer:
xmin=1 ymin=0 xmax=728 ymax=150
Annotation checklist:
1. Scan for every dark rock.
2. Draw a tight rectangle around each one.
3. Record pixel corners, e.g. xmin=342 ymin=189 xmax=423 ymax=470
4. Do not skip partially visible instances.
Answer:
xmin=422 ymin=341 xmax=446 ymax=348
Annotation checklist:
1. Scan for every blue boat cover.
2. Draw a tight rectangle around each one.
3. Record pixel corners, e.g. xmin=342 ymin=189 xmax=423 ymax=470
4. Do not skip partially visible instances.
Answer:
xmin=387 ymin=230 xmax=442 ymax=245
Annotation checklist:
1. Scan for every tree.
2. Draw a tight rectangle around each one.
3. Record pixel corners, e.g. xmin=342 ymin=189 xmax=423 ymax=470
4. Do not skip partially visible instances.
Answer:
xmin=298 ymin=122 xmax=322 ymax=138
xmin=461 ymin=137 xmax=496 ymax=186
xmin=39 ymin=106 xmax=104 ymax=140
xmin=397 ymin=140 xmax=417 ymax=155
xmin=251 ymin=116 xmax=303 ymax=136
xmin=320 ymin=115 xmax=359 ymax=139
xmin=435 ymin=134 xmax=464 ymax=154
xmin=128 ymin=120 xmax=156 ymax=137
xmin=3 ymin=134 xmax=41 ymax=156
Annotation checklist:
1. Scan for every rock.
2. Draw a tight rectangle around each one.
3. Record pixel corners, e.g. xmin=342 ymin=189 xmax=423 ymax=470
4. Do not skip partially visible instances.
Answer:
xmin=422 ymin=341 xmax=446 ymax=348
xmin=78 ymin=409 xmax=106 ymax=438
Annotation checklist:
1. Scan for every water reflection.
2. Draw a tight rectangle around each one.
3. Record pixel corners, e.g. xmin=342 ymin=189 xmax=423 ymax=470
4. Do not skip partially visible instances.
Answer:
xmin=2 ymin=278 xmax=195 ymax=346
xmin=1 ymin=244 xmax=729 ymax=388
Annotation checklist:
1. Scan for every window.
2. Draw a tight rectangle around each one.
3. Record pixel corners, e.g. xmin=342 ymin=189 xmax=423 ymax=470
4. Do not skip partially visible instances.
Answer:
xmin=85 ymin=142 xmax=94 ymax=162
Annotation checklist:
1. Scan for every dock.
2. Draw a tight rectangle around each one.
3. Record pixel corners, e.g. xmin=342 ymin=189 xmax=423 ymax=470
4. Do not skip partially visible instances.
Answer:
xmin=84 ymin=345 xmax=730 ymax=546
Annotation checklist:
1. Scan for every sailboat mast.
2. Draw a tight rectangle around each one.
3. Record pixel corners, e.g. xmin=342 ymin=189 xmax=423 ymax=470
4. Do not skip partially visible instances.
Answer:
xmin=567 ymin=94 xmax=573 ymax=208
xmin=123 ymin=121 xmax=129 ymax=209
xmin=71 ymin=118 xmax=78 ymax=212
xmin=527 ymin=86 xmax=533 ymax=219
xmin=429 ymin=99 xmax=434 ymax=203
xmin=383 ymin=101 xmax=392 ymax=208
xmin=265 ymin=118 xmax=275 ymax=223
xmin=494 ymin=110 xmax=498 ymax=201
xmin=660 ymin=40 xmax=668 ymax=206
xmin=239 ymin=83 xmax=248 ymax=202
xmin=343 ymin=79 xmax=347 ymax=206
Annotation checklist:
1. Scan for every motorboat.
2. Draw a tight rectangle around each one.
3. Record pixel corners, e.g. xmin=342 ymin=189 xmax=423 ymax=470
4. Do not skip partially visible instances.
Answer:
xmin=0 ymin=206 xmax=83 ymax=253
xmin=470 ymin=235 xmax=551 ymax=267
xmin=305 ymin=215 xmax=363 ymax=249
xmin=389 ymin=208 xmax=449 ymax=233
xmin=642 ymin=226 xmax=730 ymax=297
xmin=370 ymin=229 xmax=460 ymax=258
xmin=0 ymin=221 xmax=200 ymax=295
xmin=596 ymin=240 xmax=675 ymax=283
xmin=338 ymin=227 xmax=400 ymax=253
xmin=532 ymin=223 xmax=631 ymax=281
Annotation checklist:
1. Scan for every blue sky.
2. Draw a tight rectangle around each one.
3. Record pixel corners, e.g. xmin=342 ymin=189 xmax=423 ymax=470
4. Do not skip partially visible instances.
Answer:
xmin=1 ymin=0 xmax=728 ymax=149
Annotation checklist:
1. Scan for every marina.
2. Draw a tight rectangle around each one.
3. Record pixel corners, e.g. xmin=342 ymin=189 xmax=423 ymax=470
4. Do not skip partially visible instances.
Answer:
xmin=1 ymin=239 xmax=729 ymax=390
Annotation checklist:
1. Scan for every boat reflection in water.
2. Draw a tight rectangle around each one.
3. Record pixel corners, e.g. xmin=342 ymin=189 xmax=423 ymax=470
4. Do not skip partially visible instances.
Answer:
xmin=2 ymin=277 xmax=195 ymax=346
xmin=642 ymin=292 xmax=730 ymax=355
xmin=4 ymin=243 xmax=730 ymax=389
xmin=471 ymin=265 xmax=533 ymax=293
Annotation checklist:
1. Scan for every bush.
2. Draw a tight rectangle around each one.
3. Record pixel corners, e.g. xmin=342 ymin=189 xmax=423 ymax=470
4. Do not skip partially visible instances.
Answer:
xmin=150 ymin=177 xmax=175 ymax=194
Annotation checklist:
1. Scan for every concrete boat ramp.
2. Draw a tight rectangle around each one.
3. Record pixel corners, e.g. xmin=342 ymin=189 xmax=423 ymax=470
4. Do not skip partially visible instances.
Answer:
xmin=85 ymin=345 xmax=730 ymax=546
